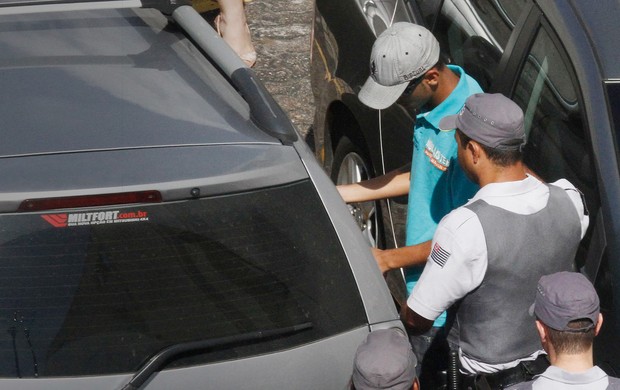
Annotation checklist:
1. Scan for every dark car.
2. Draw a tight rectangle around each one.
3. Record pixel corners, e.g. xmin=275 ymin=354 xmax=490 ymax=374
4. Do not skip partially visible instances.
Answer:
xmin=0 ymin=1 xmax=402 ymax=388
xmin=311 ymin=0 xmax=620 ymax=376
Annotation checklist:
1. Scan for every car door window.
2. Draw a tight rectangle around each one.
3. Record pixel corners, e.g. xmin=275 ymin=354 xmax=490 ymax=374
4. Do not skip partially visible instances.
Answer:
xmin=432 ymin=0 xmax=527 ymax=91
xmin=412 ymin=0 xmax=442 ymax=27
xmin=469 ymin=0 xmax=526 ymax=48
xmin=512 ymin=24 xmax=600 ymax=271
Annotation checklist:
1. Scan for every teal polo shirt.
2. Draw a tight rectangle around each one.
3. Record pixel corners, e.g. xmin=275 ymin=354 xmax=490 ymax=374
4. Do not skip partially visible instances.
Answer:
xmin=404 ymin=65 xmax=482 ymax=327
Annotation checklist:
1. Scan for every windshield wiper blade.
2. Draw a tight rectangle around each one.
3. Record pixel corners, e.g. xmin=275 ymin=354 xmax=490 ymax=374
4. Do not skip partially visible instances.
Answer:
xmin=120 ymin=322 xmax=313 ymax=390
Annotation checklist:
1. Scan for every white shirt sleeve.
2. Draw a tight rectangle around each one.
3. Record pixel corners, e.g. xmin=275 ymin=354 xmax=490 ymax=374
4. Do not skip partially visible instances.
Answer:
xmin=550 ymin=179 xmax=590 ymax=239
xmin=407 ymin=207 xmax=488 ymax=321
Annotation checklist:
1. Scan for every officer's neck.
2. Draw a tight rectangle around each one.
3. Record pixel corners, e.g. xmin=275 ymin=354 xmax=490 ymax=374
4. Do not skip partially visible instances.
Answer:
xmin=549 ymin=346 xmax=595 ymax=373
xmin=475 ymin=161 xmax=527 ymax=188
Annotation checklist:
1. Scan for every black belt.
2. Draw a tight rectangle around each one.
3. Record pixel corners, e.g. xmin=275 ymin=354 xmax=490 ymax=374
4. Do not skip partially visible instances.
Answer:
xmin=461 ymin=354 xmax=549 ymax=390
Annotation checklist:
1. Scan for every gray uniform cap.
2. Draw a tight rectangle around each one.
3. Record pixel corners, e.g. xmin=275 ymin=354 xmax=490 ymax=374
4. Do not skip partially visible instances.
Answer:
xmin=439 ymin=93 xmax=526 ymax=150
xmin=530 ymin=271 xmax=600 ymax=331
xmin=352 ymin=328 xmax=417 ymax=390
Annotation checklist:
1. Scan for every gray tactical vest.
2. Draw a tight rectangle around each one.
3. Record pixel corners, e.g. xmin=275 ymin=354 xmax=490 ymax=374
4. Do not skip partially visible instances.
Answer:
xmin=454 ymin=184 xmax=581 ymax=364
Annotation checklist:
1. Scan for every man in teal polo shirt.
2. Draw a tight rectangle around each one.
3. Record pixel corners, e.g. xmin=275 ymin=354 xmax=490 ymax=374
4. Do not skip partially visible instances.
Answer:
xmin=337 ymin=22 xmax=482 ymax=387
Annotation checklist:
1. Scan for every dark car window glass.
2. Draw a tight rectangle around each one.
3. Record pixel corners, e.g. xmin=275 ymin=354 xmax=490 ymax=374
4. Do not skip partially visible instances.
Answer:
xmin=0 ymin=181 xmax=366 ymax=378
xmin=413 ymin=0 xmax=442 ymax=27
xmin=513 ymin=25 xmax=599 ymax=269
xmin=607 ymin=82 xmax=620 ymax=156
xmin=471 ymin=0 xmax=527 ymax=47
xmin=496 ymin=0 xmax=527 ymax=27
xmin=433 ymin=0 xmax=526 ymax=91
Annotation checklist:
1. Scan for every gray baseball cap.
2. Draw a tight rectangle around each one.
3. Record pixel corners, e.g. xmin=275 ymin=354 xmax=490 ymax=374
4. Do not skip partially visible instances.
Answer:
xmin=352 ymin=328 xmax=417 ymax=390
xmin=358 ymin=22 xmax=440 ymax=110
xmin=438 ymin=93 xmax=526 ymax=150
xmin=530 ymin=271 xmax=600 ymax=332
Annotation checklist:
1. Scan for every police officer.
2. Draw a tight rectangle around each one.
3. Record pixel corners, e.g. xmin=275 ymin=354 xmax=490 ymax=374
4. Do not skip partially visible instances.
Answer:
xmin=507 ymin=271 xmax=620 ymax=389
xmin=351 ymin=329 xmax=419 ymax=390
xmin=400 ymin=93 xmax=590 ymax=389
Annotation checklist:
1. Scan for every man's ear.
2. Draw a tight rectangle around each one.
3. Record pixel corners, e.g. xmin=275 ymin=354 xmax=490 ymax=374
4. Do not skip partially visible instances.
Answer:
xmin=413 ymin=377 xmax=420 ymax=390
xmin=536 ymin=320 xmax=552 ymax=354
xmin=535 ymin=319 xmax=547 ymax=343
xmin=424 ymin=68 xmax=440 ymax=86
xmin=468 ymin=140 xmax=482 ymax=163
xmin=595 ymin=313 xmax=604 ymax=336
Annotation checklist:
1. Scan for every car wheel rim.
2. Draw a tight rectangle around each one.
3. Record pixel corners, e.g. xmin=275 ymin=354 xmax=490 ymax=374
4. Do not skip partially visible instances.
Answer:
xmin=336 ymin=152 xmax=378 ymax=247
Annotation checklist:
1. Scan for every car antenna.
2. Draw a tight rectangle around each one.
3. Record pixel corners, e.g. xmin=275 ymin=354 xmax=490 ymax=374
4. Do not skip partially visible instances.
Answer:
xmin=379 ymin=0 xmax=405 ymax=283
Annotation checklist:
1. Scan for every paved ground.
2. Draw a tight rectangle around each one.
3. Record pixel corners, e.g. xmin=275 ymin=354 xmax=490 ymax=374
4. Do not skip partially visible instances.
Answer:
xmin=244 ymin=0 xmax=315 ymax=141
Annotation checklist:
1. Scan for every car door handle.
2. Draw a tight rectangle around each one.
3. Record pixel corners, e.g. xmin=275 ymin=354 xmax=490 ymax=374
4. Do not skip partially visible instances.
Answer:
xmin=363 ymin=0 xmax=377 ymax=14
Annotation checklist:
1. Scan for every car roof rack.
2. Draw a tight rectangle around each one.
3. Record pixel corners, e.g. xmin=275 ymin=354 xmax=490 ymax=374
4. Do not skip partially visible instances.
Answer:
xmin=0 ymin=0 xmax=186 ymax=15
xmin=0 ymin=0 xmax=298 ymax=144
xmin=172 ymin=6 xmax=299 ymax=144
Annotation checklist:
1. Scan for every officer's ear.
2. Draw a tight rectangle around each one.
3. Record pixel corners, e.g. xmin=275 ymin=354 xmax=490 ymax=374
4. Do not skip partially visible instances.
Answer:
xmin=468 ymin=140 xmax=483 ymax=164
xmin=412 ymin=377 xmax=420 ymax=390
xmin=535 ymin=319 xmax=547 ymax=341
xmin=535 ymin=319 xmax=552 ymax=354
xmin=594 ymin=313 xmax=604 ymax=336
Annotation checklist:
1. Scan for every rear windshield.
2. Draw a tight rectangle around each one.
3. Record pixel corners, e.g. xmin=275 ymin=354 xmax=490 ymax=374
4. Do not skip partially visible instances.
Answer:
xmin=0 ymin=180 xmax=367 ymax=377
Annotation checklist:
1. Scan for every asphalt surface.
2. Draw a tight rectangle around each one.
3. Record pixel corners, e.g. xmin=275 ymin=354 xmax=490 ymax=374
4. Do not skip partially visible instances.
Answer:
xmin=244 ymin=0 xmax=314 ymax=141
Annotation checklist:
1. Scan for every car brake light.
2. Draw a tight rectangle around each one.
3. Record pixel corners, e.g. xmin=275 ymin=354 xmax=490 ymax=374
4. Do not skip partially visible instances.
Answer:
xmin=18 ymin=191 xmax=162 ymax=212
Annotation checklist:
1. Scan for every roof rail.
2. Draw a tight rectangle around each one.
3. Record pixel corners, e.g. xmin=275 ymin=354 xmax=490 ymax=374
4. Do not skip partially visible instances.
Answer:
xmin=0 ymin=0 xmax=189 ymax=15
xmin=172 ymin=5 xmax=298 ymax=144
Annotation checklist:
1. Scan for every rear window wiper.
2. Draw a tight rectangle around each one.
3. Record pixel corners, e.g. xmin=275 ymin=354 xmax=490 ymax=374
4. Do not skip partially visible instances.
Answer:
xmin=119 ymin=322 xmax=313 ymax=390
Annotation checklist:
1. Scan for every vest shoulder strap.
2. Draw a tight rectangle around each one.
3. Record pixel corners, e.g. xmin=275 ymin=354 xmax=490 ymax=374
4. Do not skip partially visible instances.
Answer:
xmin=607 ymin=376 xmax=620 ymax=389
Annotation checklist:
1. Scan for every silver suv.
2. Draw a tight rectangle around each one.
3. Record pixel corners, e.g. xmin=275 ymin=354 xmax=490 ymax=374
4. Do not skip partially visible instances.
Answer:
xmin=0 ymin=1 xmax=401 ymax=388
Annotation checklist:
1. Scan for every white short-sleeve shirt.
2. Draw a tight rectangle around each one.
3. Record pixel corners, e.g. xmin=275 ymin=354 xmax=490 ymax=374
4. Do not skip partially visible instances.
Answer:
xmin=407 ymin=174 xmax=589 ymax=373
xmin=507 ymin=366 xmax=615 ymax=389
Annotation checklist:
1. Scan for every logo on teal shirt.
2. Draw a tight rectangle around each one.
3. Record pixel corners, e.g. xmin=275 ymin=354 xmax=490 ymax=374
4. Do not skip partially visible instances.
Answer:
xmin=424 ymin=139 xmax=450 ymax=171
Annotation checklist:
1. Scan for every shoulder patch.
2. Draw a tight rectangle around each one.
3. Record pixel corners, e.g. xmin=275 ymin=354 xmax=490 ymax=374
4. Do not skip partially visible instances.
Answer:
xmin=431 ymin=243 xmax=451 ymax=268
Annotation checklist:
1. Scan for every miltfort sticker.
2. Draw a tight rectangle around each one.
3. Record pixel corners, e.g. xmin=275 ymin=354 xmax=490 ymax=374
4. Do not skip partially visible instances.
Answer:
xmin=42 ymin=210 xmax=149 ymax=228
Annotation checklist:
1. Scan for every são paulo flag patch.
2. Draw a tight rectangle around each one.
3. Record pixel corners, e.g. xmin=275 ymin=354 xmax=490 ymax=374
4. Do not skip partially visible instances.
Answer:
xmin=430 ymin=243 xmax=451 ymax=268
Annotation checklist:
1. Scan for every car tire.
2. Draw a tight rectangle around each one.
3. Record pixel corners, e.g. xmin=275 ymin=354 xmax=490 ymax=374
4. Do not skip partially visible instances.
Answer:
xmin=331 ymin=136 xmax=383 ymax=248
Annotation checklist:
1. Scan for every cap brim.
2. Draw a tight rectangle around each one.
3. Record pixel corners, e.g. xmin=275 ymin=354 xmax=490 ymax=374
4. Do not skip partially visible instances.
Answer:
xmin=438 ymin=114 xmax=459 ymax=131
xmin=358 ymin=77 xmax=408 ymax=110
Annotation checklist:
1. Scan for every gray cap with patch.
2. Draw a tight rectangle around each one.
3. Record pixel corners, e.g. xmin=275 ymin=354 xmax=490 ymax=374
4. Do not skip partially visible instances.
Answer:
xmin=352 ymin=328 xmax=417 ymax=390
xmin=530 ymin=271 xmax=600 ymax=332
xmin=439 ymin=93 xmax=526 ymax=150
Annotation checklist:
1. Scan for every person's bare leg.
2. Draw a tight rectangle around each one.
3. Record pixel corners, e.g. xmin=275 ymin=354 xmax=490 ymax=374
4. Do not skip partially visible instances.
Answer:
xmin=216 ymin=0 xmax=256 ymax=67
